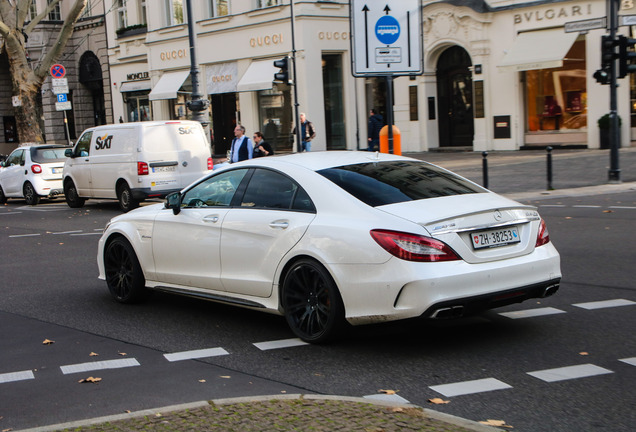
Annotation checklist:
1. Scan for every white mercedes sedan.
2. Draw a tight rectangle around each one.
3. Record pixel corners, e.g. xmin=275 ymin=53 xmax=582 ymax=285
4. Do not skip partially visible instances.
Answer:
xmin=97 ymin=151 xmax=561 ymax=343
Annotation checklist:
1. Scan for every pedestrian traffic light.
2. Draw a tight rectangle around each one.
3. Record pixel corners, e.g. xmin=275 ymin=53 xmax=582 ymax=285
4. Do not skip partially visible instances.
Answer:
xmin=593 ymin=68 xmax=610 ymax=85
xmin=618 ymin=34 xmax=636 ymax=78
xmin=273 ymin=57 xmax=290 ymax=83
xmin=595 ymin=35 xmax=618 ymax=85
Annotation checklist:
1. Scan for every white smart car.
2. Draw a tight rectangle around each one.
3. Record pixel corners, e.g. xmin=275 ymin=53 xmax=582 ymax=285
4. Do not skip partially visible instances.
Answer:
xmin=97 ymin=151 xmax=561 ymax=343
xmin=0 ymin=144 xmax=68 ymax=205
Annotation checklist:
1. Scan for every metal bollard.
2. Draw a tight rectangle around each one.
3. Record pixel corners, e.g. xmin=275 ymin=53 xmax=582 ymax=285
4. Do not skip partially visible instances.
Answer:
xmin=482 ymin=151 xmax=489 ymax=189
xmin=546 ymin=146 xmax=553 ymax=190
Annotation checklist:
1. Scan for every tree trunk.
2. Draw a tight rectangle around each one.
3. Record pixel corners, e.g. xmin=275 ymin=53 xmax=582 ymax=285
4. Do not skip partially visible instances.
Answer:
xmin=14 ymin=89 xmax=43 ymax=144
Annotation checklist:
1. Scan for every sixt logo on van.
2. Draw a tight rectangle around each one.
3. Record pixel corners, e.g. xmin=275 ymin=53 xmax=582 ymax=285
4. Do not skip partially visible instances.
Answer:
xmin=178 ymin=126 xmax=195 ymax=135
xmin=95 ymin=133 xmax=114 ymax=150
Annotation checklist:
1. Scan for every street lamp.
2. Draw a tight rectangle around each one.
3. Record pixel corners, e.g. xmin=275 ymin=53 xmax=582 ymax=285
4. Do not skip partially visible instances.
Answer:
xmin=184 ymin=0 xmax=210 ymax=144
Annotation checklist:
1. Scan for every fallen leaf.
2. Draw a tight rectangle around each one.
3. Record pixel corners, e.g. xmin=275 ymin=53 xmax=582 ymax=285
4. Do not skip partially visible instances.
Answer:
xmin=428 ymin=398 xmax=450 ymax=404
xmin=2 ymin=428 xmax=12 ymax=432
xmin=89 ymin=352 xmax=99 ymax=357
xmin=219 ymin=375 xmax=231 ymax=379
xmin=198 ymin=379 xmax=206 ymax=383
xmin=390 ymin=407 xmax=404 ymax=413
xmin=78 ymin=376 xmax=102 ymax=383
xmin=579 ymin=352 xmax=589 ymax=356
xmin=479 ymin=419 xmax=513 ymax=428
xmin=565 ymin=216 xmax=572 ymax=220
xmin=125 ymin=410 xmax=131 ymax=413
xmin=603 ymin=210 xmax=613 ymax=213
xmin=42 ymin=339 xmax=55 ymax=345
xmin=118 ymin=352 xmax=127 ymax=356
xmin=378 ymin=389 xmax=398 ymax=395
xmin=155 ymin=413 xmax=162 ymax=418
xmin=281 ymin=390 xmax=287 ymax=393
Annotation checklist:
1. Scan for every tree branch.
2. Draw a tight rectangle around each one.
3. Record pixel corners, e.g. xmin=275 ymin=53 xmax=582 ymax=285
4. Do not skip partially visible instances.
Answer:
xmin=24 ymin=0 xmax=61 ymax=35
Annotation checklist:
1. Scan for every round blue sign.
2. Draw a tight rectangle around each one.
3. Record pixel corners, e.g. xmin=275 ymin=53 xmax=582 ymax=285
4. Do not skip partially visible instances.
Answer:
xmin=375 ymin=15 xmax=400 ymax=45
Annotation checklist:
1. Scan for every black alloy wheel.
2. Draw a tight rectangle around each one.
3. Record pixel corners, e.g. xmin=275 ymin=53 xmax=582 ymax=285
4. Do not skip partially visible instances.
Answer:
xmin=64 ymin=180 xmax=85 ymax=208
xmin=117 ymin=183 xmax=138 ymax=212
xmin=23 ymin=182 xmax=40 ymax=205
xmin=282 ymin=259 xmax=345 ymax=343
xmin=104 ymin=237 xmax=148 ymax=303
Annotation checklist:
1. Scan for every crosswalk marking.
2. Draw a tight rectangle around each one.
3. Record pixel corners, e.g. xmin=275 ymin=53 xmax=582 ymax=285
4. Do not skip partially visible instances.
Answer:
xmin=619 ymin=357 xmax=636 ymax=367
xmin=429 ymin=378 xmax=512 ymax=397
xmin=527 ymin=364 xmax=613 ymax=383
xmin=253 ymin=338 xmax=309 ymax=351
xmin=363 ymin=393 xmax=411 ymax=404
xmin=9 ymin=233 xmax=40 ymax=238
xmin=60 ymin=358 xmax=140 ymax=375
xmin=164 ymin=347 xmax=229 ymax=362
xmin=573 ymin=299 xmax=635 ymax=310
xmin=0 ymin=370 xmax=35 ymax=384
xmin=499 ymin=307 xmax=565 ymax=319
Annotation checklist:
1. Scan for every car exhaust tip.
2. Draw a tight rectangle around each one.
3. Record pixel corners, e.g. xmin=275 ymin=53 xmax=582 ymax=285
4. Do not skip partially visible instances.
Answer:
xmin=430 ymin=305 xmax=464 ymax=319
xmin=542 ymin=284 xmax=559 ymax=298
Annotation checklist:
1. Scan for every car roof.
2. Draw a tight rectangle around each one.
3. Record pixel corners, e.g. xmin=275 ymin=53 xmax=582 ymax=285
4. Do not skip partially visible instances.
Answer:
xmin=234 ymin=151 xmax=419 ymax=172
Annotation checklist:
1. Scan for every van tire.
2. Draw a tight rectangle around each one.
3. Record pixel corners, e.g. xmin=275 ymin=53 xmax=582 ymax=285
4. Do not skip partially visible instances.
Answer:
xmin=24 ymin=182 xmax=41 ymax=206
xmin=0 ymin=186 xmax=7 ymax=204
xmin=117 ymin=183 xmax=138 ymax=212
xmin=64 ymin=179 xmax=85 ymax=208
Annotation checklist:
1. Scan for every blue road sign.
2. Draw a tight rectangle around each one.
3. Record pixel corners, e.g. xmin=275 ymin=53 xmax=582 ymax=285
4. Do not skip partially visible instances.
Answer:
xmin=375 ymin=15 xmax=400 ymax=45
xmin=57 ymin=93 xmax=68 ymax=103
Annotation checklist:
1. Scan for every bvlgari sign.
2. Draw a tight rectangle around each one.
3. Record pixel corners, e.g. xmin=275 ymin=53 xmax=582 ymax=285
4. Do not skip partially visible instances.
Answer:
xmin=514 ymin=4 xmax=593 ymax=24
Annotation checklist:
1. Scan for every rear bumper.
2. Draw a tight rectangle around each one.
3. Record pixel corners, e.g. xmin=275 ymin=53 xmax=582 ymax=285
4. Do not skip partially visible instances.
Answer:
xmin=132 ymin=187 xmax=181 ymax=201
xmin=422 ymin=278 xmax=561 ymax=319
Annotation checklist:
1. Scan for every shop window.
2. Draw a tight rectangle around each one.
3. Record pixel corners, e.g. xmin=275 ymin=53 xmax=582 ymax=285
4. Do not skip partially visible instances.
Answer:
xmin=525 ymin=38 xmax=587 ymax=132
xmin=125 ymin=92 xmax=152 ymax=122
xmin=258 ymin=88 xmax=292 ymax=153
xmin=322 ymin=53 xmax=346 ymax=150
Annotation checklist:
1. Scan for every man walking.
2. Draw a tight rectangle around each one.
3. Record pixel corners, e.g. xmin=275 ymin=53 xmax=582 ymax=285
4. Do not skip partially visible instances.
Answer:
xmin=367 ymin=108 xmax=384 ymax=151
xmin=293 ymin=113 xmax=316 ymax=152
xmin=230 ymin=125 xmax=253 ymax=162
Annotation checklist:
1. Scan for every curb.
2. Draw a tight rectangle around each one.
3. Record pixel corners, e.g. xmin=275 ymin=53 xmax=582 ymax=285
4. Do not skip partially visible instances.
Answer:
xmin=15 ymin=394 xmax=504 ymax=432
xmin=504 ymin=181 xmax=636 ymax=201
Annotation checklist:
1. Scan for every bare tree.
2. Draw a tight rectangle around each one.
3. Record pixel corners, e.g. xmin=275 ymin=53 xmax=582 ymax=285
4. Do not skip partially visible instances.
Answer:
xmin=0 ymin=0 xmax=86 ymax=143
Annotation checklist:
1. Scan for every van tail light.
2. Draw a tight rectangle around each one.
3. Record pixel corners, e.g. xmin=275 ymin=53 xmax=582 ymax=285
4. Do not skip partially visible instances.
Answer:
xmin=370 ymin=229 xmax=460 ymax=262
xmin=31 ymin=164 xmax=42 ymax=174
xmin=207 ymin=157 xmax=214 ymax=170
xmin=137 ymin=162 xmax=149 ymax=175
xmin=535 ymin=218 xmax=551 ymax=247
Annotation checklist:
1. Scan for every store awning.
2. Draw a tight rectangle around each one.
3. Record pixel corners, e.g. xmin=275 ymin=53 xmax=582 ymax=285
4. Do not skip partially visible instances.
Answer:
xmin=149 ymin=70 xmax=190 ymax=100
xmin=237 ymin=60 xmax=278 ymax=92
xmin=498 ymin=29 xmax=579 ymax=72
xmin=119 ymin=80 xmax=151 ymax=92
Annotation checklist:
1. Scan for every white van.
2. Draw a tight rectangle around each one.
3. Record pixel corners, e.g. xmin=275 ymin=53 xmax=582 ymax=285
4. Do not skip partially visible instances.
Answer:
xmin=63 ymin=121 xmax=213 ymax=212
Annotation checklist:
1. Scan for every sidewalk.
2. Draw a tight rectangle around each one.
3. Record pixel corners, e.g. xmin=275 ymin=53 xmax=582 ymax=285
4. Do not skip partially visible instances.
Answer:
xmin=20 ymin=148 xmax=636 ymax=432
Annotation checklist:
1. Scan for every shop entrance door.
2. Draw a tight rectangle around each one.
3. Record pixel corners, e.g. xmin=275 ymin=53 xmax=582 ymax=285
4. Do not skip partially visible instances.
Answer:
xmin=436 ymin=46 xmax=474 ymax=147
xmin=211 ymin=93 xmax=237 ymax=157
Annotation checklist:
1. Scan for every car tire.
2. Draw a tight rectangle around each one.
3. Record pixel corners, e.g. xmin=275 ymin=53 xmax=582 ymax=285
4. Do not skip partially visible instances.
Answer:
xmin=64 ymin=179 xmax=85 ymax=208
xmin=23 ymin=182 xmax=40 ymax=205
xmin=281 ymin=258 xmax=345 ymax=344
xmin=117 ymin=182 xmax=138 ymax=213
xmin=0 ymin=186 xmax=6 ymax=204
xmin=104 ymin=236 xmax=148 ymax=304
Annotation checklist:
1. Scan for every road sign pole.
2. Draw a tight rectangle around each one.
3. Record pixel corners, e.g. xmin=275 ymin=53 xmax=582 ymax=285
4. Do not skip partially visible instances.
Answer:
xmin=63 ymin=110 xmax=71 ymax=146
xmin=386 ymin=75 xmax=394 ymax=154
xmin=608 ymin=0 xmax=621 ymax=182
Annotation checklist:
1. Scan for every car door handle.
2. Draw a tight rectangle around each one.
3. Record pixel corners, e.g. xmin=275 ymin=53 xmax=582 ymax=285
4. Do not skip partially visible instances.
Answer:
xmin=203 ymin=215 xmax=220 ymax=223
xmin=269 ymin=220 xmax=289 ymax=229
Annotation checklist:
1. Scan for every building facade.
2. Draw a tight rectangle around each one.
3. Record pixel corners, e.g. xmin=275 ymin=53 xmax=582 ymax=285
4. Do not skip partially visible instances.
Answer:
xmin=0 ymin=0 xmax=113 ymax=155
xmin=5 ymin=1 xmax=633 ymax=155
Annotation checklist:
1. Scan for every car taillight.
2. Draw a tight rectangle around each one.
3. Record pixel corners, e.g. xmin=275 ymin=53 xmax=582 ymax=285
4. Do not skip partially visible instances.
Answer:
xmin=535 ymin=218 xmax=550 ymax=247
xmin=31 ymin=164 xmax=42 ymax=174
xmin=207 ymin=157 xmax=214 ymax=170
xmin=137 ymin=162 xmax=149 ymax=175
xmin=370 ymin=229 xmax=460 ymax=262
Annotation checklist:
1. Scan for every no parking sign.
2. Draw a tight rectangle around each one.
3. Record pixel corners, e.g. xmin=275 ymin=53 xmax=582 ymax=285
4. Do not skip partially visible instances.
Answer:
xmin=50 ymin=64 xmax=66 ymax=78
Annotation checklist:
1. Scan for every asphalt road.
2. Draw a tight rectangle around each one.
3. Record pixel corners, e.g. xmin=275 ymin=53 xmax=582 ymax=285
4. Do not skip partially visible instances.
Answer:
xmin=0 ymin=190 xmax=635 ymax=432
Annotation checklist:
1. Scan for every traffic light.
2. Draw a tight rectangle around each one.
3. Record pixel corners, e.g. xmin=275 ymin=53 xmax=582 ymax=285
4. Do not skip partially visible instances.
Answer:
xmin=273 ymin=57 xmax=290 ymax=83
xmin=594 ymin=35 xmax=618 ymax=85
xmin=618 ymin=34 xmax=636 ymax=78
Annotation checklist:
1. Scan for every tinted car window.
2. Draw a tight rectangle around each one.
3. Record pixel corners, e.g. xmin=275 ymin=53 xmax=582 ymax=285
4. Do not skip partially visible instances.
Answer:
xmin=241 ymin=169 xmax=314 ymax=211
xmin=31 ymin=147 xmax=67 ymax=163
xmin=318 ymin=161 xmax=484 ymax=207
xmin=182 ymin=169 xmax=248 ymax=207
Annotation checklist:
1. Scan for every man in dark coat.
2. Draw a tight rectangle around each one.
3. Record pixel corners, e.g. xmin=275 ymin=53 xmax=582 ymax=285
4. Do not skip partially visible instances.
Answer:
xmin=367 ymin=108 xmax=384 ymax=151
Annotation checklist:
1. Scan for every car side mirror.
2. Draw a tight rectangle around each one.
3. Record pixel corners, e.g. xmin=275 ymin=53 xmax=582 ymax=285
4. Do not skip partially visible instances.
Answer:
xmin=64 ymin=148 xmax=74 ymax=158
xmin=165 ymin=192 xmax=182 ymax=215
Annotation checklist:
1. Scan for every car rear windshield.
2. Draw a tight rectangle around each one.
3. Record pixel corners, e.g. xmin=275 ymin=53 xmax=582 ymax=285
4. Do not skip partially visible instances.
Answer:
xmin=317 ymin=161 xmax=485 ymax=207
xmin=30 ymin=147 xmax=67 ymax=163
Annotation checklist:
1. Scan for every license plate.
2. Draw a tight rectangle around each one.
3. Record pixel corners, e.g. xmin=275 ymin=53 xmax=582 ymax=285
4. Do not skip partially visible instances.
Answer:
xmin=152 ymin=165 xmax=176 ymax=173
xmin=52 ymin=167 xmax=62 ymax=174
xmin=471 ymin=226 xmax=520 ymax=249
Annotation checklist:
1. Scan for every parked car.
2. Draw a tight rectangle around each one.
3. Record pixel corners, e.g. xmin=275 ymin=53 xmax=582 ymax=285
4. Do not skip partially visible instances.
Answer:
xmin=0 ymin=144 xmax=68 ymax=205
xmin=97 ymin=151 xmax=561 ymax=343
xmin=63 ymin=121 xmax=213 ymax=212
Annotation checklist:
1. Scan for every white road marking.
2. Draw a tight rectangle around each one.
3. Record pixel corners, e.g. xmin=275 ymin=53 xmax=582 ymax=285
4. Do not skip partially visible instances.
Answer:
xmin=253 ymin=338 xmax=309 ymax=351
xmin=573 ymin=299 xmax=635 ymax=310
xmin=164 ymin=347 xmax=229 ymax=362
xmin=527 ymin=364 xmax=613 ymax=382
xmin=540 ymin=205 xmax=566 ymax=207
xmin=8 ymin=233 xmax=41 ymax=238
xmin=52 ymin=230 xmax=83 ymax=235
xmin=60 ymin=358 xmax=140 ymax=375
xmin=609 ymin=206 xmax=636 ymax=210
xmin=0 ymin=212 xmax=23 ymax=216
xmin=619 ymin=357 xmax=636 ymax=367
xmin=572 ymin=205 xmax=601 ymax=208
xmin=429 ymin=378 xmax=512 ymax=397
xmin=70 ymin=232 xmax=103 ymax=236
xmin=499 ymin=307 xmax=566 ymax=319
xmin=363 ymin=393 xmax=411 ymax=404
xmin=0 ymin=370 xmax=35 ymax=384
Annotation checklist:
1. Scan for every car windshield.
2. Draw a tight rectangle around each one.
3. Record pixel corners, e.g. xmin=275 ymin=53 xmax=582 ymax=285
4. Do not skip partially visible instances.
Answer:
xmin=317 ymin=160 xmax=485 ymax=207
xmin=30 ymin=147 xmax=68 ymax=163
